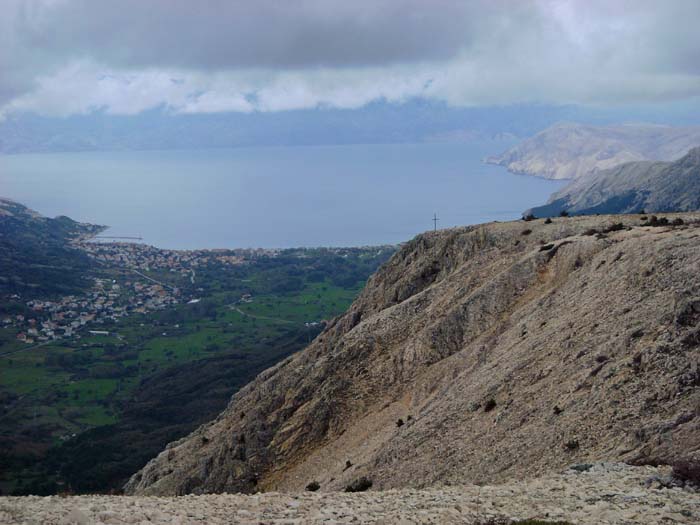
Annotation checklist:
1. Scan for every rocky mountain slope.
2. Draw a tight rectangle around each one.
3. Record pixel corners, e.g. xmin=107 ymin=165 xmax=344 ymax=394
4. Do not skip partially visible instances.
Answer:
xmin=126 ymin=214 xmax=700 ymax=496
xmin=528 ymin=146 xmax=700 ymax=217
xmin=487 ymin=122 xmax=700 ymax=180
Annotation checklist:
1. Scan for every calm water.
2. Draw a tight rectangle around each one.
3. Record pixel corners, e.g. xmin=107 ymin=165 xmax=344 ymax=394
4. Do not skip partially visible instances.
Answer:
xmin=0 ymin=142 xmax=564 ymax=249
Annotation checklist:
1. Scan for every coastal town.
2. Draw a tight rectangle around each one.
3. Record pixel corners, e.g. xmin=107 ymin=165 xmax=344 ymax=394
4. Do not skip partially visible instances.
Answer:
xmin=3 ymin=240 xmax=282 ymax=346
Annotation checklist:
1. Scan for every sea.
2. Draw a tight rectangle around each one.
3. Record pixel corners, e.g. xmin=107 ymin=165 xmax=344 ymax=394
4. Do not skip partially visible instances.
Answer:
xmin=0 ymin=141 xmax=564 ymax=249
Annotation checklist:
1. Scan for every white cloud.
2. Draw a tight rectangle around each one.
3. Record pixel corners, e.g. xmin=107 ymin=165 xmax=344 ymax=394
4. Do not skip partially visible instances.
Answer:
xmin=2 ymin=0 xmax=700 ymax=117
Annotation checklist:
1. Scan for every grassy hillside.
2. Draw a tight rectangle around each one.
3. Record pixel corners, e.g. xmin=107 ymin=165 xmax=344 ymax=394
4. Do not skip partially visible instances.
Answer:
xmin=0 ymin=199 xmax=103 ymax=299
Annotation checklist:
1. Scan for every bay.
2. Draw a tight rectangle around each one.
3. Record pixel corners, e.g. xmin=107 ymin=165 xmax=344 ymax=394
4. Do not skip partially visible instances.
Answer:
xmin=0 ymin=142 xmax=564 ymax=249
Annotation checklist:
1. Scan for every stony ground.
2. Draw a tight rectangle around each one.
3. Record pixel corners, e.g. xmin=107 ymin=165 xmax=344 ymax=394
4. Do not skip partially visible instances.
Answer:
xmin=1 ymin=464 xmax=697 ymax=524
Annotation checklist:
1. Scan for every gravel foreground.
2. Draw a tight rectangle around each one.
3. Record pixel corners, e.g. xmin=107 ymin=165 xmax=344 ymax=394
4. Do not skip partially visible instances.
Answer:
xmin=1 ymin=464 xmax=697 ymax=524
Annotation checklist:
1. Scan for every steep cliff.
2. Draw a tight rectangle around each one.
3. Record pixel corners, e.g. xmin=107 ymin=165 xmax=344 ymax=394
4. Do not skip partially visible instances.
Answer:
xmin=126 ymin=214 xmax=700 ymax=495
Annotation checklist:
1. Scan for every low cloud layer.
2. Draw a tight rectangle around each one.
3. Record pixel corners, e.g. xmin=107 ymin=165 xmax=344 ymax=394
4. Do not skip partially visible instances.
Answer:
xmin=2 ymin=0 xmax=700 ymax=117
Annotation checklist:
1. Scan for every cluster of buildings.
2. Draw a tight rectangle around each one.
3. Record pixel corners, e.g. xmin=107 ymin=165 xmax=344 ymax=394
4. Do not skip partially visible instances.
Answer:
xmin=6 ymin=277 xmax=180 ymax=345
xmin=77 ymin=241 xmax=278 ymax=274
xmin=3 ymin=241 xmax=320 ymax=346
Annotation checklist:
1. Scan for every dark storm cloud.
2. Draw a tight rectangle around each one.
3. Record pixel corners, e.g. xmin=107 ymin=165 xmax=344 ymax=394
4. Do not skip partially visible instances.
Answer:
xmin=13 ymin=0 xmax=479 ymax=69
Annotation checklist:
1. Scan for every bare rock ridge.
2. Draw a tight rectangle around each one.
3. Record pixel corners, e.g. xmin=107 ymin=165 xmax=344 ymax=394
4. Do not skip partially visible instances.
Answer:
xmin=125 ymin=214 xmax=700 ymax=496
xmin=487 ymin=122 xmax=700 ymax=180
xmin=528 ymin=146 xmax=700 ymax=217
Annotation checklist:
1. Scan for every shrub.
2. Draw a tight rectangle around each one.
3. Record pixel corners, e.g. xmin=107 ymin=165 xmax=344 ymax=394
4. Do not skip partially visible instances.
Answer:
xmin=521 ymin=229 xmax=532 ymax=236
xmin=553 ymin=405 xmax=562 ymax=415
xmin=642 ymin=215 xmax=669 ymax=227
xmin=396 ymin=418 xmax=404 ymax=427
xmin=345 ymin=476 xmax=372 ymax=492
xmin=603 ymin=223 xmax=625 ymax=233
xmin=544 ymin=218 xmax=552 ymax=224
xmin=474 ymin=517 xmax=571 ymax=525
xmin=672 ymin=459 xmax=700 ymax=487
xmin=583 ymin=228 xmax=598 ymax=236
xmin=564 ymin=439 xmax=580 ymax=451
xmin=559 ymin=210 xmax=569 ymax=217
xmin=305 ymin=481 xmax=320 ymax=492
xmin=522 ymin=214 xmax=537 ymax=222
xmin=672 ymin=218 xmax=685 ymax=226
xmin=483 ymin=398 xmax=497 ymax=412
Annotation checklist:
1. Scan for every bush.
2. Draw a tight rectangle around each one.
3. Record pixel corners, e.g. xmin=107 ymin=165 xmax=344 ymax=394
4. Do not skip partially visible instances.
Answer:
xmin=602 ymin=223 xmax=624 ymax=233
xmin=305 ymin=481 xmax=320 ymax=491
xmin=564 ymin=439 xmax=579 ymax=451
xmin=474 ymin=517 xmax=571 ymax=525
xmin=672 ymin=218 xmax=685 ymax=226
xmin=672 ymin=459 xmax=700 ymax=487
xmin=559 ymin=210 xmax=569 ymax=217
xmin=642 ymin=215 xmax=669 ymax=227
xmin=483 ymin=398 xmax=497 ymax=412
xmin=544 ymin=218 xmax=552 ymax=224
xmin=521 ymin=229 xmax=532 ymax=236
xmin=345 ymin=476 xmax=372 ymax=492
xmin=396 ymin=418 xmax=404 ymax=427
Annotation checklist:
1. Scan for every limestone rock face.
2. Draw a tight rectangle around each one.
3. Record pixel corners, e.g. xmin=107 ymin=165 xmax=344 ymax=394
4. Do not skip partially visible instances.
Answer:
xmin=125 ymin=214 xmax=700 ymax=495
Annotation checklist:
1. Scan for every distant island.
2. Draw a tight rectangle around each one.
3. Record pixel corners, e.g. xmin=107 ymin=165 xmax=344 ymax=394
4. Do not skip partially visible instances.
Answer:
xmin=487 ymin=122 xmax=700 ymax=180
xmin=484 ymin=123 xmax=700 ymax=218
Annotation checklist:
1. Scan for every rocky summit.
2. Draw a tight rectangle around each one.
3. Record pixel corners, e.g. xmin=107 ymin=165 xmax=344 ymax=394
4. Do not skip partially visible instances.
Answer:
xmin=125 ymin=214 xmax=700 ymax=497
xmin=1 ymin=463 xmax=698 ymax=524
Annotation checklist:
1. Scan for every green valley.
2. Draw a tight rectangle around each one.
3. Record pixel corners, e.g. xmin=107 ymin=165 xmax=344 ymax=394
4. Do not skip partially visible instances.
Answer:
xmin=0 ymin=201 xmax=394 ymax=495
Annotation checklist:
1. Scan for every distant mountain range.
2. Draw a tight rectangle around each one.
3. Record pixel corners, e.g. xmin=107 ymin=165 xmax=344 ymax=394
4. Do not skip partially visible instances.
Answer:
xmin=529 ymin=146 xmax=700 ymax=217
xmin=3 ymin=101 xmax=700 ymax=155
xmin=488 ymin=122 xmax=700 ymax=180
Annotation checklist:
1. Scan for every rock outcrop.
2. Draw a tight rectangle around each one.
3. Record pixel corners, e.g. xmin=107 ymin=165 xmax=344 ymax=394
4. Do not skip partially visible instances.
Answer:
xmin=487 ymin=122 xmax=700 ymax=180
xmin=528 ymin=146 xmax=700 ymax=217
xmin=126 ymin=214 xmax=700 ymax=496
xmin=6 ymin=464 xmax=699 ymax=524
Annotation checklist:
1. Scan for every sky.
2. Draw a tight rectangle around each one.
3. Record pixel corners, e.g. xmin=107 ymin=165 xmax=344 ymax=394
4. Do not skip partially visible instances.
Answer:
xmin=2 ymin=0 xmax=700 ymax=118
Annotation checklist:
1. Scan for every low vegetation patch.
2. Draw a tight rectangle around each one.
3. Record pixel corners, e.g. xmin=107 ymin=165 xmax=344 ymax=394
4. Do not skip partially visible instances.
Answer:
xmin=671 ymin=458 xmax=700 ymax=487
xmin=344 ymin=476 xmax=372 ymax=492
xmin=602 ymin=222 xmax=625 ymax=233
xmin=305 ymin=481 xmax=320 ymax=491
xmin=564 ymin=439 xmax=580 ymax=451
xmin=474 ymin=518 xmax=571 ymax=525
xmin=642 ymin=215 xmax=669 ymax=227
